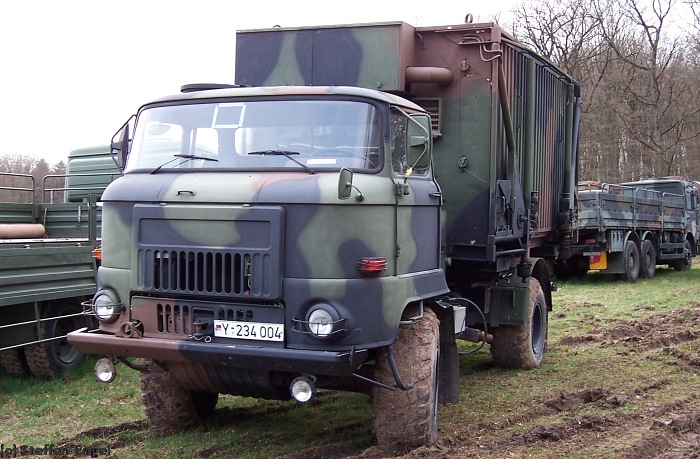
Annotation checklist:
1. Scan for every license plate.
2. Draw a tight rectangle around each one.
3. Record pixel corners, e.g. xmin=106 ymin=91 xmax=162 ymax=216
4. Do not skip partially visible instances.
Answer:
xmin=213 ymin=320 xmax=284 ymax=342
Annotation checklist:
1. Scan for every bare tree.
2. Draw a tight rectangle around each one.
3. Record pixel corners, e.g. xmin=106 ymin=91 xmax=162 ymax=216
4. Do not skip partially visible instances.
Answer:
xmin=510 ymin=0 xmax=700 ymax=182
xmin=597 ymin=0 xmax=700 ymax=179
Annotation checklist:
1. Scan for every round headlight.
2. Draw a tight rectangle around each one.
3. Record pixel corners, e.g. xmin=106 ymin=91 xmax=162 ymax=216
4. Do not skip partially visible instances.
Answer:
xmin=93 ymin=291 xmax=120 ymax=322
xmin=308 ymin=308 xmax=334 ymax=337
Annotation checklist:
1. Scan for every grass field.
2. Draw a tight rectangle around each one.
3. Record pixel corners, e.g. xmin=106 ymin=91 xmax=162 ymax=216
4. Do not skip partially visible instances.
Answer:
xmin=1 ymin=260 xmax=699 ymax=458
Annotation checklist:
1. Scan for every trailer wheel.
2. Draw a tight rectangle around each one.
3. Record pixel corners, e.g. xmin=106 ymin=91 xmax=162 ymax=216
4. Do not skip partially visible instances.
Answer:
xmin=0 ymin=349 xmax=31 ymax=377
xmin=373 ymin=307 xmax=440 ymax=447
xmin=490 ymin=278 xmax=548 ymax=369
xmin=673 ymin=240 xmax=692 ymax=271
xmin=622 ymin=240 xmax=640 ymax=283
xmin=24 ymin=302 xmax=87 ymax=379
xmin=640 ymin=240 xmax=656 ymax=278
xmin=139 ymin=359 xmax=218 ymax=428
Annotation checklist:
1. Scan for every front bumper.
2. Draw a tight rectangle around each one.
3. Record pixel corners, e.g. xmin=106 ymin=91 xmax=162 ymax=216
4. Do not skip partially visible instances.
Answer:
xmin=67 ymin=328 xmax=368 ymax=376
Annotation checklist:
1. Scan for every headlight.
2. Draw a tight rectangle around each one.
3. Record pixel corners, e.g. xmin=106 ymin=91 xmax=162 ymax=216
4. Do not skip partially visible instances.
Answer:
xmin=92 ymin=290 xmax=121 ymax=323
xmin=308 ymin=308 xmax=334 ymax=337
xmin=305 ymin=304 xmax=345 ymax=339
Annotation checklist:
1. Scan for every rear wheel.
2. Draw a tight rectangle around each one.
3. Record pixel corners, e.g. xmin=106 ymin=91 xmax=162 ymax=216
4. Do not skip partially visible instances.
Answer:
xmin=139 ymin=359 xmax=219 ymax=428
xmin=0 ymin=348 xmax=31 ymax=377
xmin=490 ymin=278 xmax=548 ymax=369
xmin=622 ymin=240 xmax=640 ymax=283
xmin=373 ymin=307 xmax=440 ymax=447
xmin=640 ymin=240 xmax=656 ymax=278
xmin=24 ymin=302 xmax=87 ymax=379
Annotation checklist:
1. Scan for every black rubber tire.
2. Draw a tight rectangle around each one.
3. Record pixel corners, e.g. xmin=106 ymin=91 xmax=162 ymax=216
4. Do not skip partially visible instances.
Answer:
xmin=24 ymin=302 xmax=87 ymax=379
xmin=0 ymin=348 xmax=31 ymax=377
xmin=622 ymin=240 xmax=640 ymax=283
xmin=373 ymin=307 xmax=440 ymax=447
xmin=673 ymin=240 xmax=692 ymax=271
xmin=640 ymin=240 xmax=657 ymax=279
xmin=490 ymin=278 xmax=548 ymax=370
xmin=139 ymin=359 xmax=218 ymax=428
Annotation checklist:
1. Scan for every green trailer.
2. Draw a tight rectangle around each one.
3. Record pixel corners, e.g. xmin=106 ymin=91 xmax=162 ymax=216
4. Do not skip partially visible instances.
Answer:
xmin=0 ymin=146 xmax=120 ymax=378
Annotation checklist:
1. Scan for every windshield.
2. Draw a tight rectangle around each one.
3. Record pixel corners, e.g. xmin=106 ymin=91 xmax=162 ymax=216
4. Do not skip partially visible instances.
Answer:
xmin=126 ymin=99 xmax=382 ymax=173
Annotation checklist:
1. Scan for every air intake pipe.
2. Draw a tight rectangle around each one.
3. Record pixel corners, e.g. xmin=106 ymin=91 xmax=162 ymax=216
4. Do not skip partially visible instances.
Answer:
xmin=405 ymin=66 xmax=454 ymax=86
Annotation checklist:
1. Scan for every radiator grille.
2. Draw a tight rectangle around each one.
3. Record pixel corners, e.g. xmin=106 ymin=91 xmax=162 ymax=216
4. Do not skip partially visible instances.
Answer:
xmin=132 ymin=204 xmax=284 ymax=300
xmin=138 ymin=249 xmax=275 ymax=298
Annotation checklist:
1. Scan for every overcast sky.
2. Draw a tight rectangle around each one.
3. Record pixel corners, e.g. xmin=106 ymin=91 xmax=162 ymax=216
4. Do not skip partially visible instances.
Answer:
xmin=0 ymin=0 xmax=517 ymax=165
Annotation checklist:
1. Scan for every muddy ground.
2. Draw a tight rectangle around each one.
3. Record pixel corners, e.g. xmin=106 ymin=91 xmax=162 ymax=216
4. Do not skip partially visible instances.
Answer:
xmin=48 ymin=281 xmax=700 ymax=458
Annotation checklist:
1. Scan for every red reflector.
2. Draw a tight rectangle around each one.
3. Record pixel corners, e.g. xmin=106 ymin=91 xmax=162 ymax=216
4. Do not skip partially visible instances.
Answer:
xmin=589 ymin=254 xmax=601 ymax=264
xmin=357 ymin=257 xmax=387 ymax=274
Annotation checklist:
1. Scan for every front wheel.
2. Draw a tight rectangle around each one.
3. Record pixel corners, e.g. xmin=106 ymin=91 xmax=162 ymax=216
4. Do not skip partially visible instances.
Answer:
xmin=139 ymin=359 xmax=219 ymax=428
xmin=673 ymin=240 xmax=692 ymax=271
xmin=490 ymin=278 xmax=548 ymax=369
xmin=373 ymin=307 xmax=440 ymax=447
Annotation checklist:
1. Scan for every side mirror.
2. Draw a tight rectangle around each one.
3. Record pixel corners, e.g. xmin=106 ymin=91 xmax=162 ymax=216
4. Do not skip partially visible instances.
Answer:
xmin=111 ymin=116 xmax=134 ymax=170
xmin=338 ymin=167 xmax=364 ymax=201
xmin=406 ymin=114 xmax=432 ymax=171
xmin=338 ymin=167 xmax=354 ymax=200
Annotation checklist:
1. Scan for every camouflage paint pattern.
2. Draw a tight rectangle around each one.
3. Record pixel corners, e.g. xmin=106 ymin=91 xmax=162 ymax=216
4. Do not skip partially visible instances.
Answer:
xmin=69 ymin=21 xmax=580 ymax=397
xmin=235 ymin=22 xmax=581 ymax=273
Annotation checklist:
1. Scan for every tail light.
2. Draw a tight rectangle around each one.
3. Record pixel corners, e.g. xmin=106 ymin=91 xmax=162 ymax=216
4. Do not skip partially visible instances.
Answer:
xmin=357 ymin=257 xmax=387 ymax=275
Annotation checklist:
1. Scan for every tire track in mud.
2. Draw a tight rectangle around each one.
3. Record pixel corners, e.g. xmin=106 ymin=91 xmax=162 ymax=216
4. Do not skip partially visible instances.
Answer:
xmin=336 ymin=303 xmax=700 ymax=458
xmin=60 ymin=304 xmax=700 ymax=459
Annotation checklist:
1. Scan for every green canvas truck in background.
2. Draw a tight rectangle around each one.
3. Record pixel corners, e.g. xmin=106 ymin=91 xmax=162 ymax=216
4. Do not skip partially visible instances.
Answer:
xmin=0 ymin=146 xmax=119 ymax=378
xmin=68 ymin=20 xmax=581 ymax=446
xmin=560 ymin=177 xmax=699 ymax=282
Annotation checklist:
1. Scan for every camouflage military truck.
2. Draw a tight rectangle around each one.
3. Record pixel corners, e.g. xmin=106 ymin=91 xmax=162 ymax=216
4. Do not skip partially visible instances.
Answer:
xmin=68 ymin=20 xmax=580 ymax=446
xmin=0 ymin=146 xmax=120 ymax=378
xmin=560 ymin=177 xmax=697 ymax=282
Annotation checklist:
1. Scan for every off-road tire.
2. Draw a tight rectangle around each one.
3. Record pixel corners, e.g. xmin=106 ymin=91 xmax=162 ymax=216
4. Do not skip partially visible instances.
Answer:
xmin=24 ymin=302 xmax=87 ymax=379
xmin=0 ymin=348 xmax=31 ymax=377
xmin=640 ymin=240 xmax=656 ymax=279
xmin=373 ymin=307 xmax=440 ymax=447
xmin=139 ymin=359 xmax=219 ymax=429
xmin=490 ymin=278 xmax=548 ymax=369
xmin=673 ymin=240 xmax=692 ymax=271
xmin=622 ymin=240 xmax=640 ymax=283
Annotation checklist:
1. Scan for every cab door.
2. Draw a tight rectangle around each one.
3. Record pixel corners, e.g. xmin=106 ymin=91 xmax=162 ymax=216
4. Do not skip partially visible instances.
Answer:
xmin=390 ymin=110 xmax=442 ymax=275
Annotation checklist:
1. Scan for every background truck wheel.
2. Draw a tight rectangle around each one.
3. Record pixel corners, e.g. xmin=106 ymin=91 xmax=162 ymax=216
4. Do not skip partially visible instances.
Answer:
xmin=640 ymin=240 xmax=656 ymax=278
xmin=673 ymin=240 xmax=692 ymax=271
xmin=490 ymin=278 xmax=548 ymax=369
xmin=0 ymin=348 xmax=31 ymax=377
xmin=139 ymin=359 xmax=219 ymax=428
xmin=24 ymin=302 xmax=87 ymax=379
xmin=373 ymin=307 xmax=440 ymax=447
xmin=622 ymin=240 xmax=640 ymax=282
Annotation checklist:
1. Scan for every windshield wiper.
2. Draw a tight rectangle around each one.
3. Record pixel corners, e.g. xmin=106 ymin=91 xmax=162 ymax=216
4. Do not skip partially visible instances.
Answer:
xmin=150 ymin=153 xmax=219 ymax=174
xmin=248 ymin=150 xmax=314 ymax=175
